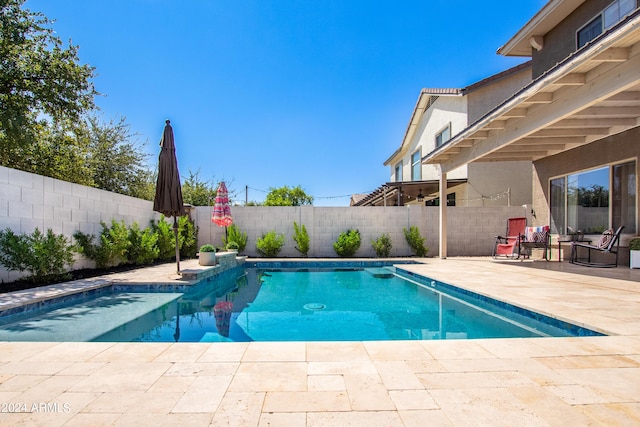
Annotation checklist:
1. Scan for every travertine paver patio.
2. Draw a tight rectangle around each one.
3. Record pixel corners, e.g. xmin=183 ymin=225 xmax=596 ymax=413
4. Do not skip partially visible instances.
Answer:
xmin=0 ymin=258 xmax=639 ymax=426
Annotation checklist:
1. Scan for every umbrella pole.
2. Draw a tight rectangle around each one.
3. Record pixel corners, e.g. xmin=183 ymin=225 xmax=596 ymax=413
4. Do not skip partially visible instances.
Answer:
xmin=173 ymin=217 xmax=181 ymax=274
xmin=173 ymin=301 xmax=180 ymax=342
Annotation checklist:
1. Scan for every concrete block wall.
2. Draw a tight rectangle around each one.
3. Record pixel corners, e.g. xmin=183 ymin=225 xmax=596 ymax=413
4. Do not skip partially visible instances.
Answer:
xmin=0 ymin=166 xmax=527 ymax=282
xmin=0 ymin=166 xmax=161 ymax=283
xmin=195 ymin=205 xmax=527 ymax=258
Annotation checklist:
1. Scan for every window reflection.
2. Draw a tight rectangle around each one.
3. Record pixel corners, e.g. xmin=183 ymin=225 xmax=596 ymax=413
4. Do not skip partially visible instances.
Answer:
xmin=549 ymin=161 xmax=636 ymax=235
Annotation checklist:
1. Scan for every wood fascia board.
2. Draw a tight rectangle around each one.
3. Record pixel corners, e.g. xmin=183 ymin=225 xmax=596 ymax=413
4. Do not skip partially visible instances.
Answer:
xmin=437 ymin=52 xmax=640 ymax=172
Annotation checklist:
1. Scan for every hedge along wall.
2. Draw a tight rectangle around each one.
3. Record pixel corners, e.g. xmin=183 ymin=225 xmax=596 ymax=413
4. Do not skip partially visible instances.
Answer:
xmin=0 ymin=166 xmax=162 ymax=283
xmin=193 ymin=204 xmax=529 ymax=258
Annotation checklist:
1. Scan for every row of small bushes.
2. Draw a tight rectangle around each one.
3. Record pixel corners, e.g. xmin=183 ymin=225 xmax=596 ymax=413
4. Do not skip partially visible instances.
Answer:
xmin=0 ymin=216 xmax=197 ymax=284
xmin=74 ymin=217 xmax=197 ymax=268
xmin=224 ymin=223 xmax=428 ymax=258
xmin=212 ymin=222 xmax=310 ymax=258
xmin=335 ymin=226 xmax=428 ymax=258
xmin=0 ymin=219 xmax=428 ymax=282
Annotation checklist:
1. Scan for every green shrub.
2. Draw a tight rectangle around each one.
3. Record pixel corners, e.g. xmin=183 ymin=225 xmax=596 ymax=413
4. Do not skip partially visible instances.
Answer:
xmin=127 ymin=222 xmax=159 ymax=265
xmin=225 ymin=241 xmax=239 ymax=251
xmin=224 ymin=224 xmax=247 ymax=253
xmin=179 ymin=215 xmax=198 ymax=258
xmin=199 ymin=244 xmax=215 ymax=252
xmin=292 ymin=221 xmax=310 ymax=257
xmin=152 ymin=217 xmax=184 ymax=261
xmin=404 ymin=226 xmax=428 ymax=257
xmin=630 ymin=237 xmax=640 ymax=251
xmin=372 ymin=233 xmax=392 ymax=258
xmin=75 ymin=220 xmax=131 ymax=268
xmin=0 ymin=227 xmax=75 ymax=283
xmin=333 ymin=229 xmax=361 ymax=257
xmin=256 ymin=230 xmax=285 ymax=257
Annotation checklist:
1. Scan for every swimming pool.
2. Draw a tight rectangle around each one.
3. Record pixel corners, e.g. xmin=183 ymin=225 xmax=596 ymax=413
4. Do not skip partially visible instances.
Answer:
xmin=0 ymin=264 xmax=603 ymax=342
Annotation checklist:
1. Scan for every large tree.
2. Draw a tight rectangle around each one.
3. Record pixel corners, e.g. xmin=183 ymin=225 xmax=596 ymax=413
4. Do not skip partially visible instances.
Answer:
xmin=181 ymin=169 xmax=218 ymax=206
xmin=83 ymin=116 xmax=153 ymax=199
xmin=0 ymin=0 xmax=96 ymax=158
xmin=263 ymin=185 xmax=314 ymax=206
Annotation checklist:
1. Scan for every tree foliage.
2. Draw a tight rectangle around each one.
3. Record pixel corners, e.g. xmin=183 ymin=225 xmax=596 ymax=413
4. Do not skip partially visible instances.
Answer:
xmin=0 ymin=0 xmax=96 ymax=150
xmin=181 ymin=169 xmax=218 ymax=206
xmin=264 ymin=185 xmax=313 ymax=206
xmin=85 ymin=116 xmax=154 ymax=199
xmin=0 ymin=227 xmax=75 ymax=283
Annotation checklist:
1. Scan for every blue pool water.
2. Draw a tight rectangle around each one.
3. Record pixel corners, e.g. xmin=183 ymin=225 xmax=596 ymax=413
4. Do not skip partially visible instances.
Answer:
xmin=0 ymin=265 xmax=603 ymax=342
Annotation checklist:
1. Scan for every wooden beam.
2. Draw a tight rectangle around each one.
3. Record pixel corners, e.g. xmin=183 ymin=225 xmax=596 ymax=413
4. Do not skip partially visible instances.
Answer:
xmin=508 ymin=143 xmax=568 ymax=151
xmin=433 ymin=51 xmax=640 ymax=172
xmin=516 ymin=136 xmax=585 ymax=145
xmin=483 ymin=120 xmax=506 ymax=130
xmin=501 ymin=108 xmax=527 ymax=118
xmin=468 ymin=131 xmax=489 ymax=139
xmin=602 ymin=91 xmax=640 ymax=102
xmin=528 ymin=128 xmax=609 ymax=137
xmin=574 ymin=106 xmax=640 ymax=117
xmin=554 ymin=73 xmax=586 ymax=85
xmin=525 ymin=92 xmax=553 ymax=103
xmin=591 ymin=47 xmax=629 ymax=62
xmin=488 ymin=152 xmax=549 ymax=159
xmin=552 ymin=118 xmax=637 ymax=127
xmin=500 ymin=145 xmax=564 ymax=152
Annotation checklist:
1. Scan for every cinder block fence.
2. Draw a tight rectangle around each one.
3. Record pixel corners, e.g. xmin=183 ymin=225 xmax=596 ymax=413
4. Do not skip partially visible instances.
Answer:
xmin=0 ymin=166 xmax=527 ymax=282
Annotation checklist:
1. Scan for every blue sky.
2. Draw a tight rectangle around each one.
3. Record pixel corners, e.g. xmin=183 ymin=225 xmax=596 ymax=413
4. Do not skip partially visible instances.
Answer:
xmin=28 ymin=0 xmax=546 ymax=206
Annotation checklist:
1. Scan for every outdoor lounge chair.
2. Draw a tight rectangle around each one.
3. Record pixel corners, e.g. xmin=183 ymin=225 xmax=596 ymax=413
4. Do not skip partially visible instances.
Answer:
xmin=521 ymin=225 xmax=551 ymax=261
xmin=492 ymin=217 xmax=527 ymax=259
xmin=570 ymin=226 xmax=625 ymax=268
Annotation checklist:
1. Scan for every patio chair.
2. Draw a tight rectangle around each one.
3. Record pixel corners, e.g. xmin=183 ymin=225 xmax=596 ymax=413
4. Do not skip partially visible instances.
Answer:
xmin=492 ymin=217 xmax=527 ymax=259
xmin=521 ymin=225 xmax=551 ymax=261
xmin=569 ymin=226 xmax=625 ymax=268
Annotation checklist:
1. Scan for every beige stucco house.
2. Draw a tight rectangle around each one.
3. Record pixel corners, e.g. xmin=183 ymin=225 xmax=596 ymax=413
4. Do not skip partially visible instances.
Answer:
xmin=425 ymin=0 xmax=639 ymax=258
xmin=354 ymin=63 xmax=533 ymax=208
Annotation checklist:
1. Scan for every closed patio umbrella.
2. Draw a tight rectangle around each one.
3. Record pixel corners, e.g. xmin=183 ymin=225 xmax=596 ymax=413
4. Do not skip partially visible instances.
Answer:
xmin=212 ymin=181 xmax=233 ymax=241
xmin=153 ymin=120 xmax=185 ymax=274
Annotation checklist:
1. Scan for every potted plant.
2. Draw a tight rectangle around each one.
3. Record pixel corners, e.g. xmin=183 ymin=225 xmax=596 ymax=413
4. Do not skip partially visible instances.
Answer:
xmin=630 ymin=237 xmax=640 ymax=269
xmin=225 ymin=241 xmax=239 ymax=252
xmin=198 ymin=244 xmax=216 ymax=266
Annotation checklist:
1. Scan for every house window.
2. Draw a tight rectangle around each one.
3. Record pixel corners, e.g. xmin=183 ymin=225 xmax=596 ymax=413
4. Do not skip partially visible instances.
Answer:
xmin=550 ymin=160 xmax=636 ymax=235
xmin=577 ymin=0 xmax=635 ymax=48
xmin=435 ymin=124 xmax=451 ymax=147
xmin=425 ymin=193 xmax=456 ymax=206
xmin=395 ymin=161 xmax=403 ymax=182
xmin=411 ymin=151 xmax=421 ymax=181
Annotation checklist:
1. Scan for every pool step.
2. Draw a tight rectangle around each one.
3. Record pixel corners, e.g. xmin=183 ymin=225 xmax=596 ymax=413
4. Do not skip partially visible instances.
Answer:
xmin=364 ymin=267 xmax=395 ymax=278
xmin=199 ymin=332 xmax=233 ymax=342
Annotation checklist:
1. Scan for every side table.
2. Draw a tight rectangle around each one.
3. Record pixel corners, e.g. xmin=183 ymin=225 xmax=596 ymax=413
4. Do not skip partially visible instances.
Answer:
xmin=556 ymin=237 xmax=591 ymax=262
